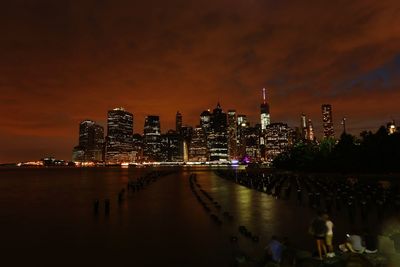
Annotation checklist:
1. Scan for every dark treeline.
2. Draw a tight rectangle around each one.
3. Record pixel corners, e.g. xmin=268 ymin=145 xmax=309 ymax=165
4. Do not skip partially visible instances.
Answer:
xmin=273 ymin=126 xmax=400 ymax=173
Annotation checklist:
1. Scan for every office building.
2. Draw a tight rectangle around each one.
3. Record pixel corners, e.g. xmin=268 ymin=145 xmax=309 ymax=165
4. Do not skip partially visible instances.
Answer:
xmin=209 ymin=102 xmax=228 ymax=161
xmin=200 ymin=110 xmax=212 ymax=135
xmin=307 ymin=119 xmax=315 ymax=141
xmin=260 ymin=88 xmax=271 ymax=132
xmin=176 ymin=111 xmax=182 ymax=132
xmin=143 ymin=115 xmax=161 ymax=161
xmin=300 ymin=113 xmax=307 ymax=139
xmin=243 ymin=125 xmax=261 ymax=161
xmin=131 ymin=133 xmax=144 ymax=162
xmin=189 ymin=126 xmax=208 ymax=162
xmin=200 ymin=110 xmax=212 ymax=152
xmin=105 ymin=108 xmax=134 ymax=163
xmin=227 ymin=110 xmax=237 ymax=160
xmin=264 ymin=123 xmax=293 ymax=162
xmin=161 ymin=130 xmax=183 ymax=162
xmin=72 ymin=119 xmax=104 ymax=162
xmin=322 ymin=104 xmax=334 ymax=138
xmin=237 ymin=114 xmax=248 ymax=158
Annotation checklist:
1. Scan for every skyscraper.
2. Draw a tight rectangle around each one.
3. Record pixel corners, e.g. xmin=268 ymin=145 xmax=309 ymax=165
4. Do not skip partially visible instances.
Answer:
xmin=90 ymin=123 xmax=105 ymax=161
xmin=189 ymin=126 xmax=208 ymax=162
xmin=227 ymin=110 xmax=237 ymax=160
xmin=260 ymin=88 xmax=271 ymax=131
xmin=243 ymin=125 xmax=260 ymax=161
xmin=72 ymin=119 xmax=104 ymax=162
xmin=131 ymin=133 xmax=144 ymax=162
xmin=307 ymin=119 xmax=315 ymax=141
xmin=300 ymin=113 xmax=307 ymax=139
xmin=264 ymin=123 xmax=293 ymax=162
xmin=322 ymin=104 xmax=334 ymax=138
xmin=105 ymin=108 xmax=134 ymax=163
xmin=176 ymin=111 xmax=182 ymax=132
xmin=200 ymin=110 xmax=212 ymax=135
xmin=160 ymin=130 xmax=182 ymax=162
xmin=237 ymin=114 xmax=247 ymax=127
xmin=200 ymin=109 xmax=212 ymax=156
xmin=78 ymin=120 xmax=95 ymax=148
xmin=237 ymin=114 xmax=248 ymax=158
xmin=179 ymin=125 xmax=192 ymax=161
xmin=209 ymin=102 xmax=228 ymax=161
xmin=143 ymin=115 xmax=161 ymax=161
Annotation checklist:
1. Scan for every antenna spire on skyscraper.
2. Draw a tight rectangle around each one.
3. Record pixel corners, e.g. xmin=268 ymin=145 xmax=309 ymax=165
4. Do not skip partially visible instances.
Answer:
xmin=262 ymin=88 xmax=266 ymax=104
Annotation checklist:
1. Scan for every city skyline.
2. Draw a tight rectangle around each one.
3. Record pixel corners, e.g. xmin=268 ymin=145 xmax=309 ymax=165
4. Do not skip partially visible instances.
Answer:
xmin=1 ymin=92 xmax=398 ymax=163
xmin=1 ymin=0 xmax=400 ymax=162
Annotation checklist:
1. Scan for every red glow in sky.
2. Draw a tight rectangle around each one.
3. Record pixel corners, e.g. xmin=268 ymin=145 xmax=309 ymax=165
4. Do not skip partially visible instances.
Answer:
xmin=1 ymin=0 xmax=400 ymax=162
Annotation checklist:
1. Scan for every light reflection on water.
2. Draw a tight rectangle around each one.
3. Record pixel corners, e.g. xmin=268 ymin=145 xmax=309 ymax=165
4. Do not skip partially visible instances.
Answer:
xmin=0 ymin=167 xmax=395 ymax=266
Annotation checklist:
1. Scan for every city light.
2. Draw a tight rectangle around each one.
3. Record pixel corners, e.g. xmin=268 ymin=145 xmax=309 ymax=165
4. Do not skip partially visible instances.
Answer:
xmin=69 ymin=97 xmax=398 ymax=167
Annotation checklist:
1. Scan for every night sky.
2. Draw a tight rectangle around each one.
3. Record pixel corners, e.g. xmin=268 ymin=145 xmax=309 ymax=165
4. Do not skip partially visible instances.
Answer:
xmin=1 ymin=0 xmax=400 ymax=162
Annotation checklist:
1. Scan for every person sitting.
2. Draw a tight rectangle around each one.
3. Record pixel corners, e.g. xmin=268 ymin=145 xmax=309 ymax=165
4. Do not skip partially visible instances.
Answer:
xmin=340 ymin=231 xmax=365 ymax=253
xmin=264 ymin=235 xmax=284 ymax=264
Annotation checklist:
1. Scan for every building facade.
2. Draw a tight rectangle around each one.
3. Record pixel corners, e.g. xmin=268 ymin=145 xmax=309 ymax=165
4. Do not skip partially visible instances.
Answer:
xmin=161 ymin=130 xmax=183 ymax=162
xmin=227 ymin=110 xmax=237 ymax=160
xmin=189 ymin=126 xmax=208 ymax=162
xmin=264 ymin=123 xmax=293 ymax=162
xmin=72 ymin=119 xmax=104 ymax=162
xmin=260 ymin=88 xmax=271 ymax=132
xmin=105 ymin=108 xmax=134 ymax=163
xmin=237 ymin=114 xmax=248 ymax=159
xmin=209 ymin=103 xmax=228 ymax=161
xmin=143 ymin=115 xmax=161 ymax=161
xmin=322 ymin=104 xmax=334 ymax=138
xmin=300 ymin=113 xmax=307 ymax=139
xmin=176 ymin=111 xmax=182 ymax=132
xmin=307 ymin=119 xmax=315 ymax=141
xmin=243 ymin=125 xmax=260 ymax=161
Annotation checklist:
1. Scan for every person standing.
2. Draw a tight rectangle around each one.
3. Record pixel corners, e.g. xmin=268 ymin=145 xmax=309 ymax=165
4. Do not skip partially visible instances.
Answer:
xmin=324 ymin=213 xmax=335 ymax=257
xmin=309 ymin=211 xmax=328 ymax=259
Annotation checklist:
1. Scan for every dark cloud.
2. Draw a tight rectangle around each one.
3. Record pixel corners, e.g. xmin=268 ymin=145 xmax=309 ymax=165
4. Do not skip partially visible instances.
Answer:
xmin=1 ymin=0 xmax=400 ymax=162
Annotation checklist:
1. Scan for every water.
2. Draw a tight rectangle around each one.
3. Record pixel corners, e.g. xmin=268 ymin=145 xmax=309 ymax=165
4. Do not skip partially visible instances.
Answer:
xmin=0 ymin=167 xmax=394 ymax=266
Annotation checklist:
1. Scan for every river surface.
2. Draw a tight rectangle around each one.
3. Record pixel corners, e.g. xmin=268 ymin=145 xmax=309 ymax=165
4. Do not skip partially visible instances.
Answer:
xmin=0 ymin=167 xmax=393 ymax=266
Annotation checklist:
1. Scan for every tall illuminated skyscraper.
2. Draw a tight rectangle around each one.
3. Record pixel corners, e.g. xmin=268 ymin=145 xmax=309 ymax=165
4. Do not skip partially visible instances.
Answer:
xmin=160 ymin=130 xmax=182 ymax=162
xmin=105 ymin=108 xmax=134 ymax=163
xmin=300 ymin=113 xmax=307 ymax=139
xmin=200 ymin=109 xmax=212 ymax=155
xmin=73 ymin=119 xmax=104 ymax=162
xmin=307 ymin=119 xmax=315 ymax=141
xmin=200 ymin=110 xmax=211 ymax=135
xmin=264 ymin=123 xmax=293 ymax=162
xmin=143 ymin=115 xmax=161 ymax=161
xmin=322 ymin=104 xmax=334 ymax=138
xmin=260 ymin=88 xmax=270 ymax=131
xmin=176 ymin=111 xmax=182 ymax=132
xmin=243 ymin=125 xmax=260 ymax=161
xmin=209 ymin=102 xmax=228 ymax=161
xmin=189 ymin=126 xmax=208 ymax=162
xmin=227 ymin=110 xmax=237 ymax=160
xmin=237 ymin=114 xmax=247 ymax=127
xmin=237 ymin=114 xmax=248 ymax=158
